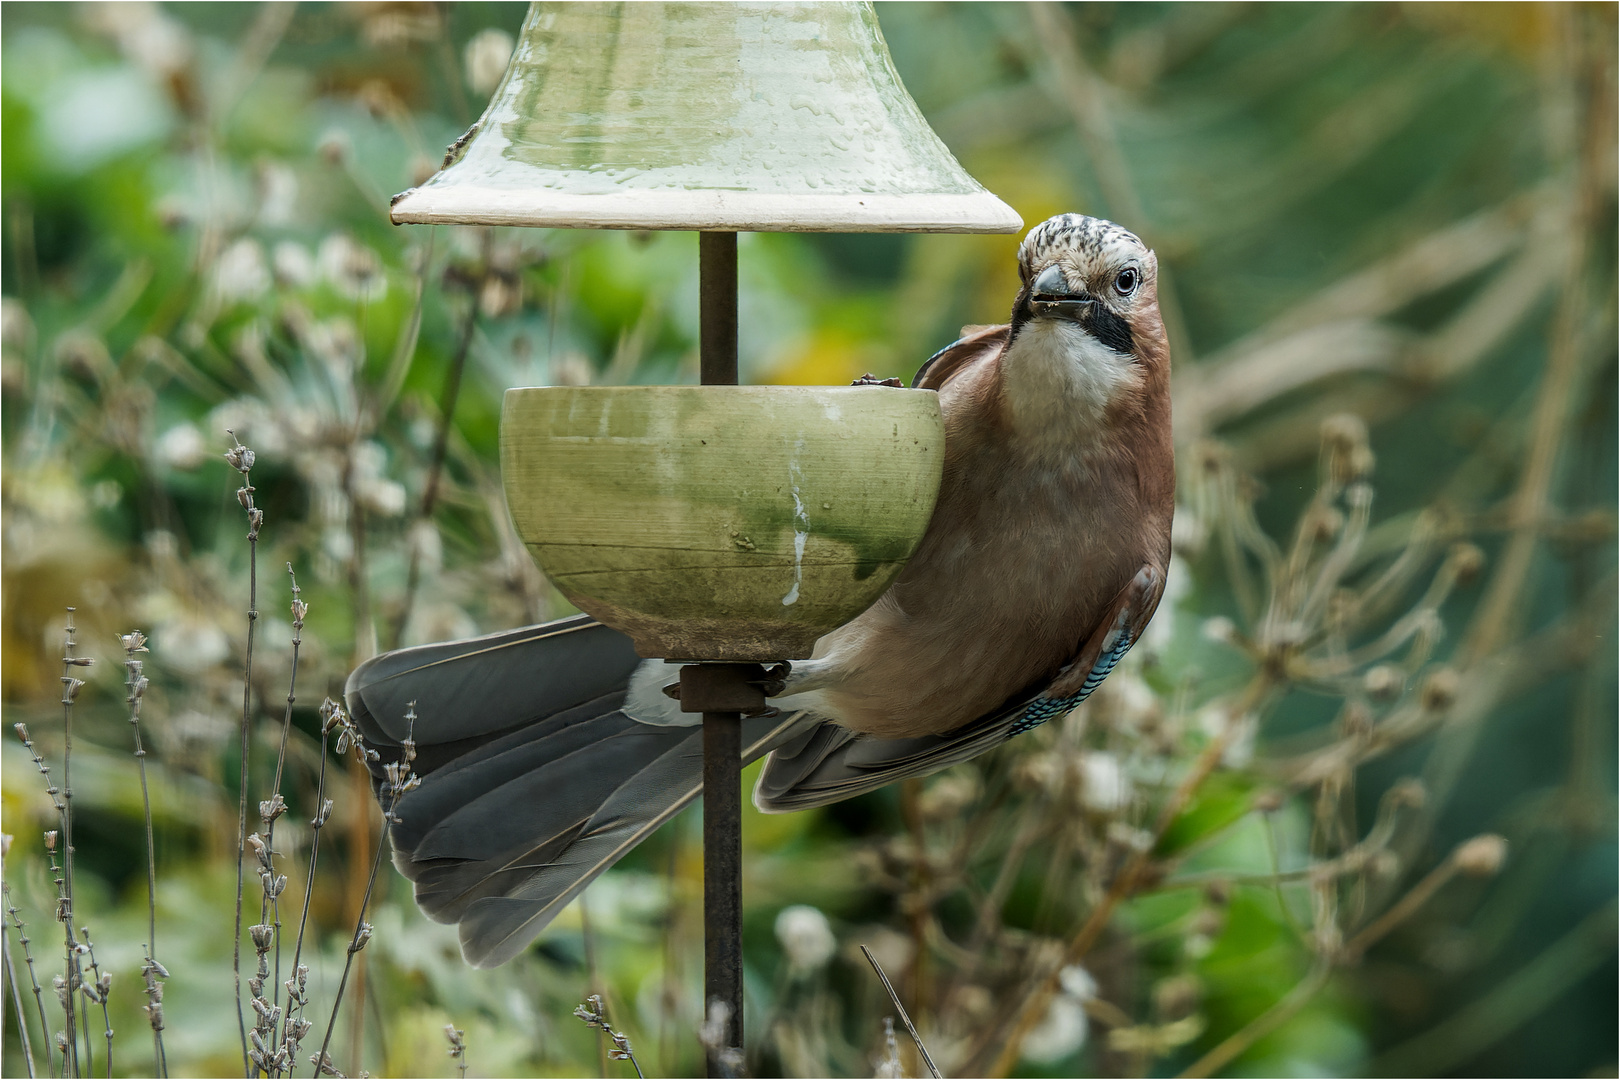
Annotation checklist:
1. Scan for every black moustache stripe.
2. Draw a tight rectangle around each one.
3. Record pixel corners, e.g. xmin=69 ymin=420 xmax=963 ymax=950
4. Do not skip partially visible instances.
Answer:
xmin=1088 ymin=304 xmax=1133 ymax=355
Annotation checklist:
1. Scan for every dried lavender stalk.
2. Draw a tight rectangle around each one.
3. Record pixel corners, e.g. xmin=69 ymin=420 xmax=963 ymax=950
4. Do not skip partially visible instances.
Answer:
xmin=59 ymin=610 xmax=93 ymax=1079
xmin=41 ymin=832 xmax=80 ymax=1077
xmin=226 ymin=432 xmax=261 ymax=1079
xmin=2 ymin=845 xmax=41 ymax=1079
xmin=77 ymin=927 xmax=111 ymax=1077
xmin=444 ymin=1025 xmax=467 ymax=1080
xmin=261 ymin=564 xmax=307 ymax=1061
xmin=311 ymin=707 xmax=418 ymax=1079
xmin=8 ymin=735 xmax=58 ymax=1077
xmin=575 ymin=994 xmax=643 ymax=1078
xmin=280 ymin=700 xmax=341 ymax=1074
xmin=120 ymin=629 xmax=168 ymax=1077
xmin=140 ymin=948 xmax=168 ymax=1080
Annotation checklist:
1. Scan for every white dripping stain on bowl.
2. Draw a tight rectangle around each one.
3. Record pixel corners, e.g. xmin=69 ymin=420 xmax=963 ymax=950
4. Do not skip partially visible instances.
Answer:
xmin=782 ymin=436 xmax=809 ymax=606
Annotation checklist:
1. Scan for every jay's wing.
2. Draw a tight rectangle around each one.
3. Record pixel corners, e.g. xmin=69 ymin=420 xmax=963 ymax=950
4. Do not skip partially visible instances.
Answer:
xmin=911 ymin=323 xmax=1010 ymax=390
xmin=754 ymin=565 xmax=1166 ymax=812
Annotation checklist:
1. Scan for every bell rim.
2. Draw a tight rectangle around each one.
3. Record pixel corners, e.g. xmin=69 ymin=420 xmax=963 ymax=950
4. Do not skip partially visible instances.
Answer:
xmin=389 ymin=185 xmax=1022 ymax=234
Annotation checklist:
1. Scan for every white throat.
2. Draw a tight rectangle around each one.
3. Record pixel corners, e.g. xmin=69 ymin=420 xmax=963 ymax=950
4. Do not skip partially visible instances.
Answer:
xmin=1000 ymin=320 xmax=1140 ymax=451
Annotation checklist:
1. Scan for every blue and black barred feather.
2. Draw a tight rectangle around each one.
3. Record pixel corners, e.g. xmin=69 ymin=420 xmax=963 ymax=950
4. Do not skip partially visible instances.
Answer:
xmin=1004 ymin=630 xmax=1136 ymax=739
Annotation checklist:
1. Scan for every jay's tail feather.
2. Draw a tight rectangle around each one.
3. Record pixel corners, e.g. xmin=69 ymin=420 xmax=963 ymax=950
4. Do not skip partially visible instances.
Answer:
xmin=346 ymin=615 xmax=804 ymax=967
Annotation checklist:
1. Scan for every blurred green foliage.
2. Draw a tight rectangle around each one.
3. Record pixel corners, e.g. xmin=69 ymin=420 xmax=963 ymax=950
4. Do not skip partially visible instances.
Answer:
xmin=1 ymin=3 xmax=1614 ymax=1078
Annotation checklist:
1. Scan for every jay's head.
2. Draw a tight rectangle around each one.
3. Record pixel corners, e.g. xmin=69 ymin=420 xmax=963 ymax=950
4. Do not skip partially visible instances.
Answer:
xmin=1011 ymin=214 xmax=1163 ymax=362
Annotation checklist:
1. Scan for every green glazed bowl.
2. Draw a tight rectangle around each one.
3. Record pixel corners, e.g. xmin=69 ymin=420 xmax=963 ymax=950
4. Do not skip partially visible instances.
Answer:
xmin=500 ymin=385 xmax=944 ymax=661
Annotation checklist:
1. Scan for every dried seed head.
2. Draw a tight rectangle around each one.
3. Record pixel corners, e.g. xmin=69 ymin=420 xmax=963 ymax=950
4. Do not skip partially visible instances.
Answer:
xmin=1321 ymin=413 xmax=1367 ymax=453
xmin=1454 ymin=834 xmax=1507 ymax=877
xmin=350 ymin=922 xmax=372 ymax=953
xmin=1369 ymin=850 xmax=1400 ymax=879
xmin=61 ymin=677 xmax=85 ymax=702
xmin=44 ymin=831 xmax=57 ymax=852
xmin=1153 ymin=973 xmax=1203 ymax=1020
xmin=1389 ymin=778 xmax=1427 ymax=809
xmin=1363 ymin=664 xmax=1404 ymax=701
xmin=121 ymin=630 xmax=149 ymax=653
xmin=1201 ymin=615 xmax=1239 ymax=645
xmin=224 ymin=434 xmax=255 ymax=473
xmin=250 ymin=924 xmax=274 ymax=951
xmin=1450 ymin=542 xmax=1486 ymax=584
xmin=1340 ymin=700 xmax=1374 ymax=737
xmin=1420 ymin=668 xmax=1460 ymax=711
xmin=1325 ymin=589 xmax=1359 ymax=632
xmin=1307 ymin=504 xmax=1344 ymax=542
xmin=260 ymin=794 xmax=287 ymax=823
xmin=13 ymin=723 xmax=29 ymax=743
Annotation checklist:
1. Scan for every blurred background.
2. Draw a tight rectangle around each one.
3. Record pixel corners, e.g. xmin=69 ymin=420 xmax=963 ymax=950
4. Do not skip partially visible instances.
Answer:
xmin=1 ymin=2 xmax=1614 ymax=1077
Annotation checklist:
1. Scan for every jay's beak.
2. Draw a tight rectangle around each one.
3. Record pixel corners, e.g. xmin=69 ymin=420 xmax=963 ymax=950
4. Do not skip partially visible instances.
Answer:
xmin=1026 ymin=263 xmax=1092 ymax=323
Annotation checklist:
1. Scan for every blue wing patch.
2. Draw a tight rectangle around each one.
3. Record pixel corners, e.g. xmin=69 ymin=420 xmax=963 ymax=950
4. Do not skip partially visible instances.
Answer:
xmin=1005 ymin=626 xmax=1136 ymax=739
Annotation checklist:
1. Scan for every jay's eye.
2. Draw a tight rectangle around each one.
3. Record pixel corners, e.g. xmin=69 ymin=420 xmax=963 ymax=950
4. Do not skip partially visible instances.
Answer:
xmin=1113 ymin=268 xmax=1138 ymax=295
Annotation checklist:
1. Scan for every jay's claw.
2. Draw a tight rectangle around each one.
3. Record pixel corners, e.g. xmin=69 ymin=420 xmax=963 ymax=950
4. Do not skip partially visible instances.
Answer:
xmin=852 ymin=373 xmax=905 ymax=387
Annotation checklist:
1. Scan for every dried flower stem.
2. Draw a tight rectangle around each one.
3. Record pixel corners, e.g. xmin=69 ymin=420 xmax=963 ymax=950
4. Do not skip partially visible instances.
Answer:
xmin=59 ymin=610 xmax=92 ymax=1079
xmin=77 ymin=928 xmax=111 ymax=1077
xmin=257 ymin=565 xmax=307 ymax=1065
xmin=282 ymin=701 xmax=341 ymax=1074
xmin=1177 ymin=961 xmax=1332 ymax=1079
xmin=861 ymin=945 xmax=941 ymax=1079
xmin=1340 ymin=838 xmax=1488 ymax=961
xmin=140 ymin=947 xmax=168 ymax=1080
xmin=574 ymin=994 xmax=642 ymax=1079
xmin=42 ymin=835 xmax=82 ymax=1077
xmin=7 ymin=744 xmax=58 ymax=1078
xmin=2 ymin=868 xmax=41 ymax=1079
xmin=312 ymin=707 xmax=417 ymax=1079
xmin=227 ymin=431 xmax=262 ymax=1079
xmin=120 ymin=629 xmax=168 ymax=1077
xmin=444 ymin=1024 xmax=467 ymax=1080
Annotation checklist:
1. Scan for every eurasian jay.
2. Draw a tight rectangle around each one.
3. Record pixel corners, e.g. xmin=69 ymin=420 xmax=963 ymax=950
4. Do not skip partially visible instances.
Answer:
xmin=345 ymin=213 xmax=1175 ymax=967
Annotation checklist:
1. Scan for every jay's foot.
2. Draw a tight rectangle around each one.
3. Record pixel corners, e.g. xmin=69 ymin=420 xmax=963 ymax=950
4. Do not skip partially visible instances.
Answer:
xmin=852 ymin=373 xmax=905 ymax=387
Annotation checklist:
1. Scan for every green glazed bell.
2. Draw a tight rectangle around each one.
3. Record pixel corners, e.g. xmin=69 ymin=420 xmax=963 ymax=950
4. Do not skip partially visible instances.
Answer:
xmin=391 ymin=1 xmax=1021 ymax=233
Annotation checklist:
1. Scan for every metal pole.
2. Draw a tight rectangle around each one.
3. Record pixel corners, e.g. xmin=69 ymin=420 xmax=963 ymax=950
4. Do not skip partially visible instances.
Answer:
xmin=698 ymin=231 xmax=743 ymax=1075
